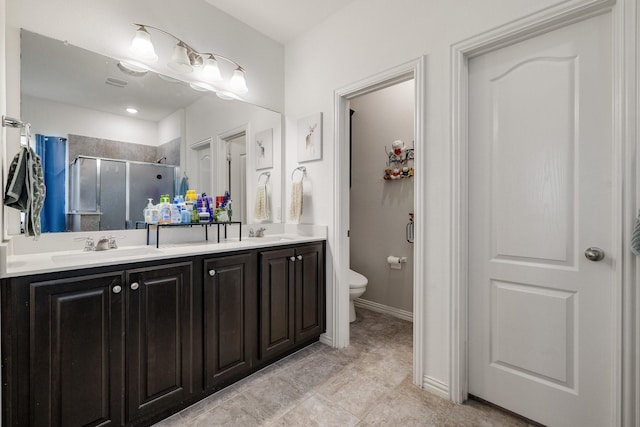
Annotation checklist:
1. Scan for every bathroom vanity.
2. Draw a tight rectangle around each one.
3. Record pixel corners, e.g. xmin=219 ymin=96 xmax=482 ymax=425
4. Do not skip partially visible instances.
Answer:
xmin=1 ymin=237 xmax=325 ymax=426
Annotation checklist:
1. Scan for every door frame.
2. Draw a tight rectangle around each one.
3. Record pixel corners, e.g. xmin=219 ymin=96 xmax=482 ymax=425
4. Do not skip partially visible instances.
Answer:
xmin=450 ymin=0 xmax=638 ymax=425
xmin=333 ymin=56 xmax=426 ymax=386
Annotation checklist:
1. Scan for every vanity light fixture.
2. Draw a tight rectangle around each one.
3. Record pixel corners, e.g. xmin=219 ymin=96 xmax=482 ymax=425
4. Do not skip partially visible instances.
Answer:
xmin=129 ymin=23 xmax=248 ymax=95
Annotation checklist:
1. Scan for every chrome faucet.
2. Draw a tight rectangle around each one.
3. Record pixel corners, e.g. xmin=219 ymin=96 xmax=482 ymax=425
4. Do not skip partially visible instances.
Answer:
xmin=255 ymin=227 xmax=266 ymax=237
xmin=248 ymin=228 xmax=255 ymax=238
xmin=79 ymin=237 xmax=95 ymax=251
xmin=108 ymin=236 xmax=119 ymax=249
xmin=95 ymin=237 xmax=110 ymax=251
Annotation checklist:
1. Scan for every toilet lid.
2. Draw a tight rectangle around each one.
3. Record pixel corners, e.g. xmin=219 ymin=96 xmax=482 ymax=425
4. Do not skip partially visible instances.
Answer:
xmin=349 ymin=269 xmax=368 ymax=287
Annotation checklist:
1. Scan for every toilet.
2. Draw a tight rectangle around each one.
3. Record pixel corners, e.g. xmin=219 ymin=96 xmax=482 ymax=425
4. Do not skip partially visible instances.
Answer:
xmin=349 ymin=269 xmax=368 ymax=322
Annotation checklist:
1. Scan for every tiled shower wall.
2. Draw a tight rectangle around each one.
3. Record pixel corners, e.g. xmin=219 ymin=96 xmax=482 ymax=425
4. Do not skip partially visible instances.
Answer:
xmin=68 ymin=134 xmax=181 ymax=166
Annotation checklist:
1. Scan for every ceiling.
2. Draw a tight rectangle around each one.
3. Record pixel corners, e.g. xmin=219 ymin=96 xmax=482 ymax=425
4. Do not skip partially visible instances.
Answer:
xmin=203 ymin=0 xmax=356 ymax=44
xmin=21 ymin=30 xmax=206 ymax=122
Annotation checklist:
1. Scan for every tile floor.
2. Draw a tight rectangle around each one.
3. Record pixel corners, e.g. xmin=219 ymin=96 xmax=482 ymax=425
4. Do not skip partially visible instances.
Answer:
xmin=154 ymin=308 xmax=534 ymax=426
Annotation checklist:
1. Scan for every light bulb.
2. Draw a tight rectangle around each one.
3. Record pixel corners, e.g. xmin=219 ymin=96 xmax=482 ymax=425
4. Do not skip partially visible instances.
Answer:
xmin=229 ymin=68 xmax=248 ymax=94
xmin=168 ymin=42 xmax=193 ymax=73
xmin=130 ymin=26 xmax=157 ymax=62
xmin=202 ymin=56 xmax=222 ymax=82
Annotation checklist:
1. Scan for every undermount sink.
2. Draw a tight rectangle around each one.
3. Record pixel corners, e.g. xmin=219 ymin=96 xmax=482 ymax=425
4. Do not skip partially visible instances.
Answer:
xmin=51 ymin=247 xmax=162 ymax=263
xmin=245 ymin=235 xmax=295 ymax=243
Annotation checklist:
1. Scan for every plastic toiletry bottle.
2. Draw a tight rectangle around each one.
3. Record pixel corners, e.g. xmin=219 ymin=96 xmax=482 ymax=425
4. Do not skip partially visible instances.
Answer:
xmin=181 ymin=208 xmax=191 ymax=224
xmin=144 ymin=198 xmax=157 ymax=224
xmin=191 ymin=203 xmax=199 ymax=223
xmin=158 ymin=194 xmax=171 ymax=224
xmin=170 ymin=204 xmax=181 ymax=224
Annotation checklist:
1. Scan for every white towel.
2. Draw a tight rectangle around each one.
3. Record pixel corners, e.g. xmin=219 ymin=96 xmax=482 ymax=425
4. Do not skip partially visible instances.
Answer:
xmin=631 ymin=210 xmax=640 ymax=256
xmin=290 ymin=181 xmax=303 ymax=222
xmin=253 ymin=184 xmax=268 ymax=221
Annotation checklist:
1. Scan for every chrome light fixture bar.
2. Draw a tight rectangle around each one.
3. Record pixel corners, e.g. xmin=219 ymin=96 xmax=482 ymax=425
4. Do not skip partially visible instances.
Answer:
xmin=129 ymin=23 xmax=248 ymax=95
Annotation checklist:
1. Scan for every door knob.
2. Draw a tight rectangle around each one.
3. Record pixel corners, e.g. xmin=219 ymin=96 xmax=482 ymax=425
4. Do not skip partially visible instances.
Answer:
xmin=289 ymin=257 xmax=295 ymax=262
xmin=209 ymin=270 xmax=216 ymax=276
xmin=130 ymin=282 xmax=139 ymax=290
xmin=584 ymin=247 xmax=605 ymax=262
xmin=297 ymin=255 xmax=303 ymax=260
xmin=112 ymin=285 xmax=122 ymax=294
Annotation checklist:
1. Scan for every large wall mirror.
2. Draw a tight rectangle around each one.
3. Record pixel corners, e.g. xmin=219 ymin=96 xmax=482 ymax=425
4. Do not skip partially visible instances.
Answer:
xmin=8 ymin=29 xmax=282 ymax=235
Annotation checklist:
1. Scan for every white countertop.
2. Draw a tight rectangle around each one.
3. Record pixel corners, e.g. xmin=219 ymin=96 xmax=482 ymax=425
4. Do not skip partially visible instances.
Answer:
xmin=3 ymin=234 xmax=326 ymax=278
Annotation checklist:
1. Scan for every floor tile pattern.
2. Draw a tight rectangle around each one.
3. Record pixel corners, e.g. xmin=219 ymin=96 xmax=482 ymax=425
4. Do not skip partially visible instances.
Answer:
xmin=154 ymin=308 xmax=534 ymax=426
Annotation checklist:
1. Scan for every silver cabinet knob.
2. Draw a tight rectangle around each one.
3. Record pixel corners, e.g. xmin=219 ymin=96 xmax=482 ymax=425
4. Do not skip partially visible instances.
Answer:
xmin=130 ymin=282 xmax=139 ymax=290
xmin=297 ymin=255 xmax=303 ymax=260
xmin=112 ymin=285 xmax=122 ymax=294
xmin=584 ymin=247 xmax=605 ymax=262
xmin=289 ymin=256 xmax=296 ymax=262
xmin=209 ymin=270 xmax=216 ymax=276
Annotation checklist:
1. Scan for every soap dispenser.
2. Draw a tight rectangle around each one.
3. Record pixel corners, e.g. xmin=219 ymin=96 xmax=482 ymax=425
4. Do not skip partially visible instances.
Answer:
xmin=144 ymin=198 xmax=158 ymax=224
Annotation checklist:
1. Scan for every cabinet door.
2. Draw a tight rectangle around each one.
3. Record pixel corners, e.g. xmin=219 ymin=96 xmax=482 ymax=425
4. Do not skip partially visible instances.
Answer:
xmin=203 ymin=253 xmax=256 ymax=389
xmin=30 ymin=272 xmax=124 ymax=427
xmin=295 ymin=243 xmax=325 ymax=343
xmin=259 ymin=248 xmax=295 ymax=360
xmin=126 ymin=262 xmax=194 ymax=422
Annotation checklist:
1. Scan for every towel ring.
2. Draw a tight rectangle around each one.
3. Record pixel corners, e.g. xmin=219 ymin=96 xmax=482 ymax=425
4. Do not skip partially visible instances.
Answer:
xmin=258 ymin=171 xmax=270 ymax=184
xmin=291 ymin=166 xmax=306 ymax=182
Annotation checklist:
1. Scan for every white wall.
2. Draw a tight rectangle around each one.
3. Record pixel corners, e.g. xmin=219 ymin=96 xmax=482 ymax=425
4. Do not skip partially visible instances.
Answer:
xmin=22 ymin=95 xmax=159 ymax=145
xmin=185 ymin=94 xmax=282 ymax=224
xmin=159 ymin=109 xmax=183 ymax=145
xmin=350 ymin=80 xmax=414 ymax=314
xmin=284 ymin=0 xmax=563 ymax=393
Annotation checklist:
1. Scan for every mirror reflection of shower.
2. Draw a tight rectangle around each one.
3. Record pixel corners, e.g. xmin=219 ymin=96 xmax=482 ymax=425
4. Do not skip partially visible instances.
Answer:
xmin=224 ymin=133 xmax=247 ymax=224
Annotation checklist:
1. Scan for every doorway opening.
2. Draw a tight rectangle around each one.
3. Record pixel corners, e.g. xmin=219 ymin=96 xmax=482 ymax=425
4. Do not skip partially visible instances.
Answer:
xmin=334 ymin=57 xmax=426 ymax=387
xmin=348 ymin=79 xmax=415 ymax=325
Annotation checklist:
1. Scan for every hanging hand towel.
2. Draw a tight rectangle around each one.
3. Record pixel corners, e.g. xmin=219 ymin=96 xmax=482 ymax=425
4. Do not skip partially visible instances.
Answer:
xmin=290 ymin=181 xmax=303 ymax=223
xmin=253 ymin=184 xmax=269 ymax=221
xmin=631 ymin=210 xmax=640 ymax=256
xmin=4 ymin=146 xmax=46 ymax=237
xmin=178 ymin=175 xmax=189 ymax=197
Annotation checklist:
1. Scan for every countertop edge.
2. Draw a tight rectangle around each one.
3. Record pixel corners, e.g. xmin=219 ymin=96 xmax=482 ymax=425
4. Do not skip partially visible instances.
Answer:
xmin=2 ymin=235 xmax=326 ymax=279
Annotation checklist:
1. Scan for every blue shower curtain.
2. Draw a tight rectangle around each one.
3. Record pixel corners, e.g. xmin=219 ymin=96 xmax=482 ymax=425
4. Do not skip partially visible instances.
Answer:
xmin=36 ymin=134 xmax=67 ymax=232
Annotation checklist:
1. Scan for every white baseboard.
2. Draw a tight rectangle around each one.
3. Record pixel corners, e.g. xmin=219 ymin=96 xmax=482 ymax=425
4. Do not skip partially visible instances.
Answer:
xmin=319 ymin=333 xmax=333 ymax=347
xmin=423 ymin=375 xmax=450 ymax=399
xmin=354 ymin=298 xmax=414 ymax=322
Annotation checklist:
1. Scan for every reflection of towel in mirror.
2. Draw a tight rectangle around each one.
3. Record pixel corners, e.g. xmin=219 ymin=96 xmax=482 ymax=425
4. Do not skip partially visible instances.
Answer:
xmin=179 ymin=176 xmax=189 ymax=197
xmin=4 ymin=146 xmax=46 ymax=237
xmin=631 ymin=210 xmax=640 ymax=256
xmin=253 ymin=184 xmax=268 ymax=221
xmin=290 ymin=181 xmax=303 ymax=223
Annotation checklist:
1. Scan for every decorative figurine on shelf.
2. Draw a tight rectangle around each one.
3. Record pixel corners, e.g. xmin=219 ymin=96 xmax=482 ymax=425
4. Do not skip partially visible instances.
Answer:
xmin=383 ymin=139 xmax=415 ymax=180
xmin=392 ymin=139 xmax=406 ymax=156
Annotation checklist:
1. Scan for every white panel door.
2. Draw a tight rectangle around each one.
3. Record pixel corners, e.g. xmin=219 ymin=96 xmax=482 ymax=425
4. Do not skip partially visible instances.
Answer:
xmin=468 ymin=13 xmax=614 ymax=427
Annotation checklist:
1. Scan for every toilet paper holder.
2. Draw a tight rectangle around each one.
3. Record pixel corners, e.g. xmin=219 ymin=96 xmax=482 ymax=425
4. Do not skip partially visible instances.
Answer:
xmin=387 ymin=256 xmax=408 ymax=269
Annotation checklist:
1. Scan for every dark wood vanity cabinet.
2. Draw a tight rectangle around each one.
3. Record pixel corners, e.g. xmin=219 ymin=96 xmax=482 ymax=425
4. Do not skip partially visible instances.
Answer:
xmin=1 ymin=241 xmax=325 ymax=427
xmin=259 ymin=243 xmax=325 ymax=362
xmin=1 ymin=261 xmax=196 ymax=427
xmin=28 ymin=272 xmax=125 ymax=427
xmin=124 ymin=262 xmax=195 ymax=423
xmin=203 ymin=252 xmax=256 ymax=390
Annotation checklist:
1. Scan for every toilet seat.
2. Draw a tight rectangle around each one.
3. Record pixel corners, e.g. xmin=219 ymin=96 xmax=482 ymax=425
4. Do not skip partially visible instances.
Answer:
xmin=349 ymin=269 xmax=368 ymax=288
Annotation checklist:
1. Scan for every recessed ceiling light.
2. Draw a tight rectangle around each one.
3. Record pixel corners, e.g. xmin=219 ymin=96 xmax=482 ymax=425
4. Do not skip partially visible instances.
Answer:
xmin=126 ymin=107 xmax=138 ymax=114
